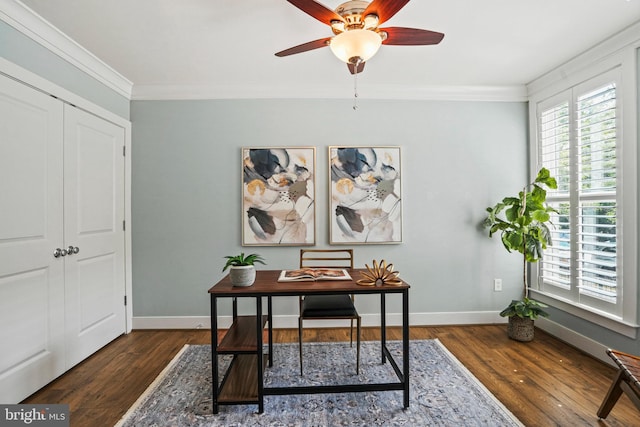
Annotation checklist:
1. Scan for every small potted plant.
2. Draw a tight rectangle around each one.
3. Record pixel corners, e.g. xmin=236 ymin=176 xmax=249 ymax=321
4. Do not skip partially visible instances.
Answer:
xmin=484 ymin=168 xmax=556 ymax=341
xmin=222 ymin=252 xmax=266 ymax=287
xmin=498 ymin=298 xmax=550 ymax=341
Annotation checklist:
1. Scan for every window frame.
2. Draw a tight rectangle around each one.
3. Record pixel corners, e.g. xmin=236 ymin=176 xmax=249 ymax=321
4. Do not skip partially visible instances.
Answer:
xmin=528 ymin=48 xmax=639 ymax=338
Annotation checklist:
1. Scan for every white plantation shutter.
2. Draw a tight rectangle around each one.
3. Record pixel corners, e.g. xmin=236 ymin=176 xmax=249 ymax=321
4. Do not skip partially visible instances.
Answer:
xmin=537 ymin=76 xmax=621 ymax=315
xmin=540 ymin=101 xmax=571 ymax=195
xmin=539 ymin=101 xmax=571 ymax=291
xmin=541 ymin=201 xmax=571 ymax=289
xmin=576 ymin=84 xmax=618 ymax=303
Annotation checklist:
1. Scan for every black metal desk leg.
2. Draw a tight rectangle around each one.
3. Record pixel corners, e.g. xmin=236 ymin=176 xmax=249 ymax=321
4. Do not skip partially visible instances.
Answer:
xmin=268 ymin=296 xmax=273 ymax=367
xmin=380 ymin=293 xmax=386 ymax=364
xmin=403 ymin=289 xmax=410 ymax=408
xmin=256 ymin=297 xmax=264 ymax=414
xmin=211 ymin=294 xmax=219 ymax=414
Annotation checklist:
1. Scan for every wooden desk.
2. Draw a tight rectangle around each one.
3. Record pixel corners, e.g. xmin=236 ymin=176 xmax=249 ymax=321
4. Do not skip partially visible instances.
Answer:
xmin=208 ymin=269 xmax=410 ymax=414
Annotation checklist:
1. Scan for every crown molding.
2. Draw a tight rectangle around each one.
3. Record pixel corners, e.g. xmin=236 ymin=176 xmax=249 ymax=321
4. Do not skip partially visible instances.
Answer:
xmin=132 ymin=83 xmax=528 ymax=102
xmin=0 ymin=57 xmax=129 ymax=126
xmin=527 ymin=19 xmax=640 ymax=97
xmin=0 ymin=0 xmax=133 ymax=99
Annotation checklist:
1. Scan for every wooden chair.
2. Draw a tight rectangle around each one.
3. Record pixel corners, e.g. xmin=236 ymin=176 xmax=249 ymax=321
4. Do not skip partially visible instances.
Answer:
xmin=298 ymin=249 xmax=360 ymax=375
xmin=597 ymin=349 xmax=640 ymax=419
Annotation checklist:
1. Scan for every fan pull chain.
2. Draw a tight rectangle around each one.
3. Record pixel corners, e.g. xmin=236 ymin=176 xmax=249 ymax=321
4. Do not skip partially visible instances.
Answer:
xmin=352 ymin=68 xmax=358 ymax=110
xmin=353 ymin=61 xmax=359 ymax=110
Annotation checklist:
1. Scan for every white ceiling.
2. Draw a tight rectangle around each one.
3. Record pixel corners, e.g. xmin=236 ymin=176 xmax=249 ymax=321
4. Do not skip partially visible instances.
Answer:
xmin=16 ymin=0 xmax=640 ymax=100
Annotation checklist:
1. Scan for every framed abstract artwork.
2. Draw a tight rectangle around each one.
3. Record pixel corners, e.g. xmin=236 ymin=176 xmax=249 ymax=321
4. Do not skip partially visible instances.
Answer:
xmin=329 ymin=146 xmax=402 ymax=244
xmin=242 ymin=147 xmax=316 ymax=246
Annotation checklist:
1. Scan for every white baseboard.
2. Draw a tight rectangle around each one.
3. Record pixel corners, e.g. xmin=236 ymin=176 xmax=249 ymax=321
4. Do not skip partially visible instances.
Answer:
xmin=132 ymin=316 xmax=213 ymax=330
xmin=536 ymin=317 xmax=615 ymax=366
xmin=411 ymin=311 xmax=506 ymax=326
xmin=131 ymin=312 xmax=614 ymax=365
xmin=132 ymin=311 xmax=507 ymax=331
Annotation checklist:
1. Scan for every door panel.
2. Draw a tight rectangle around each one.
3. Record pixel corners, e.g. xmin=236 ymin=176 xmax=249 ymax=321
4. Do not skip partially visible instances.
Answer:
xmin=77 ymin=253 xmax=118 ymax=332
xmin=0 ymin=75 xmax=65 ymax=403
xmin=63 ymin=105 xmax=125 ymax=368
xmin=76 ymin=123 xmax=117 ymax=233
xmin=0 ymin=269 xmax=51 ymax=367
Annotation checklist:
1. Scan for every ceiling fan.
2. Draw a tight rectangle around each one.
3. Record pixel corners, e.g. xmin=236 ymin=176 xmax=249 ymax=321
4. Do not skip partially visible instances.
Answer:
xmin=275 ymin=0 xmax=445 ymax=74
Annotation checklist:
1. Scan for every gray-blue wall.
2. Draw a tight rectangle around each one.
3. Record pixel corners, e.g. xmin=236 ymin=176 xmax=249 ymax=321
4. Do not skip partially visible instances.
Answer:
xmin=130 ymin=98 xmax=528 ymax=318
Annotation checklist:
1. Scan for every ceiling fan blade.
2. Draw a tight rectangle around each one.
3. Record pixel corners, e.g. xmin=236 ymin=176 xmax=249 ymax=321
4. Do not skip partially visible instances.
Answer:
xmin=275 ymin=37 xmax=332 ymax=57
xmin=347 ymin=61 xmax=366 ymax=74
xmin=286 ymin=0 xmax=345 ymax=25
xmin=362 ymin=0 xmax=410 ymax=25
xmin=381 ymin=27 xmax=444 ymax=45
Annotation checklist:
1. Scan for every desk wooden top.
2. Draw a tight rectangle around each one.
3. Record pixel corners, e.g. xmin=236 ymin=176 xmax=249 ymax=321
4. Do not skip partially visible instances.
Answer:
xmin=208 ymin=269 xmax=409 ymax=297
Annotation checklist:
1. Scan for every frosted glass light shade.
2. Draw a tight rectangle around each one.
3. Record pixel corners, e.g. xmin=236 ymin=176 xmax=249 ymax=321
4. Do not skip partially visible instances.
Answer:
xmin=329 ymin=29 xmax=382 ymax=63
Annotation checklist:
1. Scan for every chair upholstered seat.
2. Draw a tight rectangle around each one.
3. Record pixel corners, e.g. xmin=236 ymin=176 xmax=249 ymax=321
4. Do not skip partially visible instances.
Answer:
xmin=301 ymin=294 xmax=358 ymax=317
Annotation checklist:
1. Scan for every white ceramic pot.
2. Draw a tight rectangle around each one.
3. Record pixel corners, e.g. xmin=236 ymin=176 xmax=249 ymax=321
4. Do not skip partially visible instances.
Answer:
xmin=229 ymin=265 xmax=256 ymax=287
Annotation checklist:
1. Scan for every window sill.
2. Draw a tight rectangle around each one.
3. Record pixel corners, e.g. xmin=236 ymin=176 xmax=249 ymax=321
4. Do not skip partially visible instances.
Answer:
xmin=529 ymin=289 xmax=639 ymax=339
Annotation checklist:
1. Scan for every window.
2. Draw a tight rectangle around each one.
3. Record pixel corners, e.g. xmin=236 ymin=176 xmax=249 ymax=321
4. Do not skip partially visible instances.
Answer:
xmin=534 ymin=69 xmax=628 ymax=320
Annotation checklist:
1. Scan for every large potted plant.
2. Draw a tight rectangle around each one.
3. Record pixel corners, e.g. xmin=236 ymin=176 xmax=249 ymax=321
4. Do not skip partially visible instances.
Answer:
xmin=222 ymin=253 xmax=266 ymax=287
xmin=483 ymin=168 xmax=556 ymax=341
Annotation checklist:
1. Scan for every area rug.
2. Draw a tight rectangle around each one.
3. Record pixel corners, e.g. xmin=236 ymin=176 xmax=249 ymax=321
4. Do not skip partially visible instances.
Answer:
xmin=115 ymin=339 xmax=523 ymax=426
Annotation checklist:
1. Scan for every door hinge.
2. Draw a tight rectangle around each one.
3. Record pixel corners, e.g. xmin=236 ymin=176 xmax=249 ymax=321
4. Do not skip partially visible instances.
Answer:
xmin=123 ymin=220 xmax=126 ymax=231
xmin=123 ymin=145 xmax=126 ymax=156
xmin=124 ymin=295 xmax=127 ymax=306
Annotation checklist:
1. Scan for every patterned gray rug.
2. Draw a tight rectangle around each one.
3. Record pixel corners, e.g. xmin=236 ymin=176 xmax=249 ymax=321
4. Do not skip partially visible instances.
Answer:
xmin=115 ymin=339 xmax=523 ymax=426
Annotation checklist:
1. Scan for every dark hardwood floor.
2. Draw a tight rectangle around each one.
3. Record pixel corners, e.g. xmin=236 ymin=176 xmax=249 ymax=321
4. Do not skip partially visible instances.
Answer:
xmin=22 ymin=325 xmax=638 ymax=426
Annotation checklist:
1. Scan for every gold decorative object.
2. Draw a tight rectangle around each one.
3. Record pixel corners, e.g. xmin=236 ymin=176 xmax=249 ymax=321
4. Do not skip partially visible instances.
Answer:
xmin=357 ymin=259 xmax=402 ymax=286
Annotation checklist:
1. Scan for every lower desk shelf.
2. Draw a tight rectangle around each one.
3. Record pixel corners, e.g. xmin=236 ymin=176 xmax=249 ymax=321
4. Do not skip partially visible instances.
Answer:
xmin=215 ymin=314 xmax=269 ymax=405
xmin=218 ymin=354 xmax=268 ymax=403
xmin=217 ymin=315 xmax=268 ymax=352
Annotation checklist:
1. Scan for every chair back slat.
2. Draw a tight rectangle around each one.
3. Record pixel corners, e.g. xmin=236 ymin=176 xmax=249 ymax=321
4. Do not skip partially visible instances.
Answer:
xmin=609 ymin=349 xmax=640 ymax=390
xmin=300 ymin=249 xmax=354 ymax=269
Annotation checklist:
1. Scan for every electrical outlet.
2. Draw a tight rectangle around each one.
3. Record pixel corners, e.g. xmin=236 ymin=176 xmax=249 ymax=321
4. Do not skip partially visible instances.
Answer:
xmin=494 ymin=278 xmax=503 ymax=292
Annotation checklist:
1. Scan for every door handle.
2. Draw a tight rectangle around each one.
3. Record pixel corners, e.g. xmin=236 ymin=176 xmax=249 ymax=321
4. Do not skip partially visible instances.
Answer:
xmin=67 ymin=246 xmax=79 ymax=255
xmin=53 ymin=248 xmax=67 ymax=258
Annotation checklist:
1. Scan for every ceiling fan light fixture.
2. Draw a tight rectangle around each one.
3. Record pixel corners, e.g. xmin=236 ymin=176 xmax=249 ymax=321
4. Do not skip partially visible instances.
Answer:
xmin=329 ymin=29 xmax=382 ymax=64
xmin=363 ymin=14 xmax=379 ymax=30
xmin=330 ymin=20 xmax=345 ymax=34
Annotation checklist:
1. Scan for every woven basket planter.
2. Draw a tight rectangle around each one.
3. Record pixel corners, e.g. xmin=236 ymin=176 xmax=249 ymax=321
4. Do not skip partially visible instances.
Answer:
xmin=507 ymin=316 xmax=535 ymax=342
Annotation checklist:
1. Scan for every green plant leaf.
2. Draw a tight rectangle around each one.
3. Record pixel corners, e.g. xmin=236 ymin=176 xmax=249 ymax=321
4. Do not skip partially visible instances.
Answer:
xmin=500 ymin=298 xmax=550 ymax=319
xmin=535 ymin=168 xmax=558 ymax=189
xmin=505 ymin=231 xmax=523 ymax=250
xmin=505 ymin=205 xmax=521 ymax=222
xmin=222 ymin=252 xmax=266 ymax=271
xmin=531 ymin=185 xmax=546 ymax=203
xmin=536 ymin=167 xmax=550 ymax=180
xmin=532 ymin=209 xmax=550 ymax=222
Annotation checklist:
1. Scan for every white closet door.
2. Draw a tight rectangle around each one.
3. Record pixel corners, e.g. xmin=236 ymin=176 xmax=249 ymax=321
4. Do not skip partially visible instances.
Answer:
xmin=0 ymin=75 xmax=66 ymax=403
xmin=63 ymin=105 xmax=126 ymax=368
